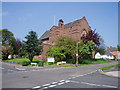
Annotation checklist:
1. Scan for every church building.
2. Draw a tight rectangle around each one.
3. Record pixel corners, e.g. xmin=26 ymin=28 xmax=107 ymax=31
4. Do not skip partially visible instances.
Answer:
xmin=39 ymin=16 xmax=92 ymax=60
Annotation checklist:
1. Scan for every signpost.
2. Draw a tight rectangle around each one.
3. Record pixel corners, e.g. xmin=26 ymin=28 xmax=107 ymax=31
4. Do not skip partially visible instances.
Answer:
xmin=47 ymin=57 xmax=55 ymax=64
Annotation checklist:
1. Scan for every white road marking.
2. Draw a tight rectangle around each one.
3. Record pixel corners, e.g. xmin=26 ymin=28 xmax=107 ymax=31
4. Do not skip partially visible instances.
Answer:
xmin=80 ymin=70 xmax=98 ymax=76
xmin=48 ymin=85 xmax=57 ymax=88
xmin=59 ymin=80 xmax=65 ymax=82
xmin=70 ymin=70 xmax=98 ymax=79
xmin=42 ymin=84 xmax=50 ymax=87
xmin=65 ymin=80 xmax=70 ymax=83
xmin=0 ymin=67 xmax=4 ymax=69
xmin=42 ymin=87 xmax=48 ymax=89
xmin=102 ymin=85 xmax=117 ymax=88
xmin=70 ymin=80 xmax=79 ymax=83
xmin=8 ymin=69 xmax=14 ymax=71
xmin=52 ymin=82 xmax=58 ymax=84
xmin=32 ymin=86 xmax=41 ymax=89
xmin=15 ymin=67 xmax=26 ymax=71
xmin=71 ymin=77 xmax=76 ymax=79
xmin=81 ymin=82 xmax=117 ymax=88
xmin=58 ymin=82 xmax=65 ymax=85
xmin=77 ymin=75 xmax=84 ymax=77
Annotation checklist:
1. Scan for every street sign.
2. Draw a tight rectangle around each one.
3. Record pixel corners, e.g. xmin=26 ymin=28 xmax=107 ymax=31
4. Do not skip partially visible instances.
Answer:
xmin=47 ymin=57 xmax=55 ymax=62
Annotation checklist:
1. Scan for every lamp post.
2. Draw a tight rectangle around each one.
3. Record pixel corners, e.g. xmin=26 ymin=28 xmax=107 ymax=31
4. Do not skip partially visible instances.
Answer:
xmin=76 ymin=42 xmax=80 ymax=66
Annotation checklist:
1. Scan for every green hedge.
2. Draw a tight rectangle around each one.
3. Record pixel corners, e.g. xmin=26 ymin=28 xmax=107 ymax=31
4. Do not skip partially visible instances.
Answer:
xmin=6 ymin=58 xmax=44 ymax=66
xmin=78 ymin=58 xmax=107 ymax=64
xmin=68 ymin=59 xmax=76 ymax=64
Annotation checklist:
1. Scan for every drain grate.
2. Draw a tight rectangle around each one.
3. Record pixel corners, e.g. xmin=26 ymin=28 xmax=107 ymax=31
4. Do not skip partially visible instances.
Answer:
xmin=23 ymin=76 xmax=29 ymax=78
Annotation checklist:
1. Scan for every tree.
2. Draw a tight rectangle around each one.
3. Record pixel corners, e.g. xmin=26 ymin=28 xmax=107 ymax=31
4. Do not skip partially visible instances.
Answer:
xmin=95 ymin=37 xmax=106 ymax=55
xmin=19 ymin=43 xmax=28 ymax=58
xmin=81 ymin=30 xmax=106 ymax=58
xmin=96 ymin=48 xmax=105 ymax=55
xmin=78 ymin=40 xmax=95 ymax=59
xmin=117 ymin=45 xmax=120 ymax=51
xmin=0 ymin=29 xmax=16 ymax=45
xmin=81 ymin=30 xmax=100 ymax=46
xmin=56 ymin=36 xmax=76 ymax=62
xmin=22 ymin=31 xmax=42 ymax=62
xmin=12 ymin=39 xmax=22 ymax=55
xmin=2 ymin=45 xmax=13 ymax=60
xmin=0 ymin=29 xmax=16 ymax=60
xmin=47 ymin=46 xmax=65 ymax=62
xmin=47 ymin=36 xmax=76 ymax=62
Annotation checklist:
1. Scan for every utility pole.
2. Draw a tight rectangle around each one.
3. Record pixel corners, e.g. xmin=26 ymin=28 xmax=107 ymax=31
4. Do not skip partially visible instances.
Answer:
xmin=76 ymin=42 xmax=80 ymax=66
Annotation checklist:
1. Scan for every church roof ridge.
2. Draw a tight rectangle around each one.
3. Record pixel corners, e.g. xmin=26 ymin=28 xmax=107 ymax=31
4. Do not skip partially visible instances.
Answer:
xmin=40 ymin=16 xmax=86 ymax=40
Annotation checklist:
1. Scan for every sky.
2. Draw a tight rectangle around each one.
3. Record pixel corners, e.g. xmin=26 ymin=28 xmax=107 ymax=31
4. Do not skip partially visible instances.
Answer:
xmin=2 ymin=2 xmax=118 ymax=47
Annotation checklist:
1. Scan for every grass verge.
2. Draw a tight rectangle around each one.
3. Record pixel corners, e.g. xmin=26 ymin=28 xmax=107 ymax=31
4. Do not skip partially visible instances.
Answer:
xmin=60 ymin=61 xmax=116 ymax=67
xmin=101 ymin=64 xmax=120 ymax=70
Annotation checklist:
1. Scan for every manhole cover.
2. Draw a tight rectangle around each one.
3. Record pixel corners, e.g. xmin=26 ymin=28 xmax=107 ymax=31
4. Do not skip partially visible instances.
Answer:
xmin=23 ymin=76 xmax=29 ymax=78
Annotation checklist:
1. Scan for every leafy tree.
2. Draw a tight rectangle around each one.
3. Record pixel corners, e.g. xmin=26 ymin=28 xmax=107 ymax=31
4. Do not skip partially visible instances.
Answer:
xmin=47 ymin=46 xmax=65 ymax=62
xmin=19 ymin=43 xmax=28 ymax=58
xmin=81 ymin=30 xmax=100 ymax=46
xmin=2 ymin=45 xmax=13 ymax=60
xmin=0 ymin=29 xmax=16 ymax=60
xmin=78 ymin=40 xmax=95 ymax=59
xmin=117 ymin=45 xmax=120 ymax=51
xmin=12 ymin=39 xmax=22 ymax=55
xmin=0 ymin=29 xmax=16 ymax=45
xmin=81 ymin=30 xmax=106 ymax=58
xmin=56 ymin=36 xmax=76 ymax=62
xmin=96 ymin=48 xmax=105 ymax=55
xmin=21 ymin=31 xmax=42 ymax=62
xmin=47 ymin=36 xmax=76 ymax=62
xmin=95 ymin=37 xmax=106 ymax=55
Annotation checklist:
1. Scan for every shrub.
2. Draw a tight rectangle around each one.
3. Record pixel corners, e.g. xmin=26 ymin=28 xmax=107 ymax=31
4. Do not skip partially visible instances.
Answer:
xmin=21 ymin=61 xmax=30 ymax=66
xmin=78 ymin=58 xmax=108 ymax=64
xmin=68 ymin=59 xmax=76 ymax=64
xmin=32 ymin=59 xmax=44 ymax=63
xmin=48 ymin=62 xmax=54 ymax=65
xmin=78 ymin=59 xmax=92 ymax=64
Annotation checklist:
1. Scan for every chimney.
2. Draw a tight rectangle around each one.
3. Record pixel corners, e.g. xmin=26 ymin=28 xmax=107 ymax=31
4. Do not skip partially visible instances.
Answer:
xmin=58 ymin=19 xmax=64 ymax=29
xmin=110 ymin=46 xmax=112 ymax=48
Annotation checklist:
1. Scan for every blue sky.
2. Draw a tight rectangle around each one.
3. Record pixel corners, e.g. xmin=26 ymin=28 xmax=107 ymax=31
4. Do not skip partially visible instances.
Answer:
xmin=2 ymin=2 xmax=118 ymax=47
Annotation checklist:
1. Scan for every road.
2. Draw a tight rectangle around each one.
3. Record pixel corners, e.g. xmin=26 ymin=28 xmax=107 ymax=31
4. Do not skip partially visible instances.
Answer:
xmin=1 ymin=61 xmax=119 ymax=89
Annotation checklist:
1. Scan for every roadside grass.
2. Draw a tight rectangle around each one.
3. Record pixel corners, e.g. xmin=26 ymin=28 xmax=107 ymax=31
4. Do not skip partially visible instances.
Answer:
xmin=44 ymin=62 xmax=57 ymax=66
xmin=78 ymin=58 xmax=110 ymax=64
xmin=3 ymin=58 xmax=118 ymax=67
xmin=60 ymin=60 xmax=117 ymax=67
xmin=101 ymin=64 xmax=120 ymax=70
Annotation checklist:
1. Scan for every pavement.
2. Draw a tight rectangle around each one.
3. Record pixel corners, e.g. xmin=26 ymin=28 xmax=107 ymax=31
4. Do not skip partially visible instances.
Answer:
xmin=99 ymin=66 xmax=120 ymax=78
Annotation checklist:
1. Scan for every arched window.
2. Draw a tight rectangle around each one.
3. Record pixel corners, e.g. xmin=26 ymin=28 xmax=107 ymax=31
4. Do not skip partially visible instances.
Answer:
xmin=81 ymin=29 xmax=87 ymax=37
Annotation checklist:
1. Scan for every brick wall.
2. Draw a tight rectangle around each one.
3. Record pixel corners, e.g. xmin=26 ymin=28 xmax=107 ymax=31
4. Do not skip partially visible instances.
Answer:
xmin=41 ymin=16 xmax=91 ymax=60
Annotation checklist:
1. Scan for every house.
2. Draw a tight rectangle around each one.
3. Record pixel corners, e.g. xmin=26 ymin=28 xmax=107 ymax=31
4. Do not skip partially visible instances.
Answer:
xmin=39 ymin=16 xmax=92 ymax=60
xmin=106 ymin=46 xmax=118 ymax=60
xmin=95 ymin=52 xmax=114 ymax=59
xmin=118 ymin=51 xmax=120 ymax=60
xmin=95 ymin=46 xmax=118 ymax=60
xmin=95 ymin=52 xmax=101 ymax=59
